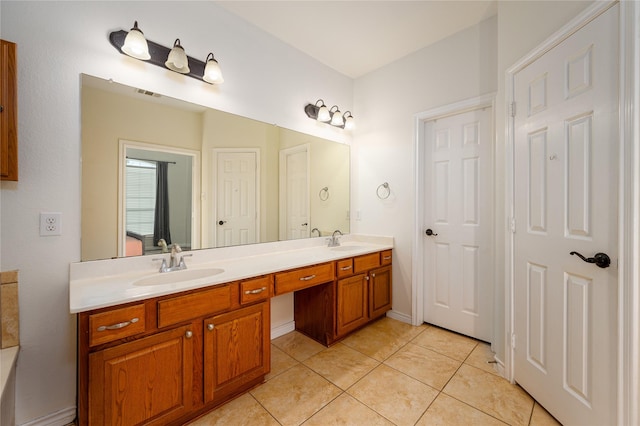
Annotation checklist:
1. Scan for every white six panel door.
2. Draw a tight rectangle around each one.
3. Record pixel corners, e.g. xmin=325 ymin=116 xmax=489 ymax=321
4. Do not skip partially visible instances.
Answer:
xmin=423 ymin=107 xmax=493 ymax=342
xmin=513 ymin=5 xmax=618 ymax=425
xmin=279 ymin=145 xmax=310 ymax=240
xmin=215 ymin=151 xmax=258 ymax=247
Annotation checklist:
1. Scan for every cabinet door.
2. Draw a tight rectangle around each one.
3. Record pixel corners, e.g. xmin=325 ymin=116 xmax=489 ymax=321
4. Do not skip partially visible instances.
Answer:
xmin=369 ymin=265 xmax=392 ymax=319
xmin=336 ymin=274 xmax=369 ymax=337
xmin=1 ymin=40 xmax=18 ymax=181
xmin=88 ymin=325 xmax=193 ymax=426
xmin=204 ymin=302 xmax=270 ymax=404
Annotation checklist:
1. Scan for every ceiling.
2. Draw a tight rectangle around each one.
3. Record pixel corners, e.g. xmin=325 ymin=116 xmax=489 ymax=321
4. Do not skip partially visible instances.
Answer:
xmin=215 ymin=1 xmax=497 ymax=78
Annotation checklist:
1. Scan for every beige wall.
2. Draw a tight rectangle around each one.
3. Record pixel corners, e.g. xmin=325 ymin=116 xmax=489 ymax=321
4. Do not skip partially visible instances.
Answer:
xmin=201 ymin=109 xmax=280 ymax=246
xmin=280 ymin=128 xmax=350 ymax=236
xmin=81 ymin=85 xmax=202 ymax=260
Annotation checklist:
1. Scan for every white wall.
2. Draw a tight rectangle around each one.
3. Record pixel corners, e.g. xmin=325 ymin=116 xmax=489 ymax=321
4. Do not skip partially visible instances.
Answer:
xmin=351 ymin=16 xmax=498 ymax=323
xmin=0 ymin=2 xmax=352 ymax=424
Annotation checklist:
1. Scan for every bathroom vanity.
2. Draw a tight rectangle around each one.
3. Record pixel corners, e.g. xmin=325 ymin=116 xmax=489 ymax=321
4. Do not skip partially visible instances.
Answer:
xmin=71 ymin=237 xmax=392 ymax=426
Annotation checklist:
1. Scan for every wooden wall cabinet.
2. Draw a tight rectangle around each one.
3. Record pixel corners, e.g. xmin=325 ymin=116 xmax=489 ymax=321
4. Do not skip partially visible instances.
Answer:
xmin=0 ymin=39 xmax=18 ymax=181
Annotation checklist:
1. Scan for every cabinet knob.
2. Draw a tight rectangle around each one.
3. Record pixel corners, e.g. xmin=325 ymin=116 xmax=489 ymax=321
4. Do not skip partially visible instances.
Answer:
xmin=207 ymin=324 xmax=214 ymax=331
xmin=371 ymin=273 xmax=376 ymax=278
xmin=185 ymin=330 xmax=193 ymax=339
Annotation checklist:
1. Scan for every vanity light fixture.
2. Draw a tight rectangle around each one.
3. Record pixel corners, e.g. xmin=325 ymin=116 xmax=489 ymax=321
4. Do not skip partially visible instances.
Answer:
xmin=304 ymin=99 xmax=354 ymax=130
xmin=165 ymin=39 xmax=190 ymax=74
xmin=109 ymin=22 xmax=224 ymax=84
xmin=343 ymin=111 xmax=355 ymax=130
xmin=203 ymin=53 xmax=224 ymax=84
xmin=329 ymin=106 xmax=344 ymax=127
xmin=121 ymin=21 xmax=150 ymax=60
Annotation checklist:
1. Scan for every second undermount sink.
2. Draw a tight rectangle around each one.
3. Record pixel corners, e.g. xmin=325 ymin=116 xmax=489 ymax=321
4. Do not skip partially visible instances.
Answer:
xmin=133 ymin=268 xmax=225 ymax=286
xmin=330 ymin=245 xmax=367 ymax=252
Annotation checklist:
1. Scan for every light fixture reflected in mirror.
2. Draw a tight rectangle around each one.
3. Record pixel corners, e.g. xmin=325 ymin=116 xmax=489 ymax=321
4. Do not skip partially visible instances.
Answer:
xmin=203 ymin=53 xmax=224 ymax=84
xmin=165 ymin=39 xmax=190 ymax=74
xmin=304 ymin=99 xmax=354 ymax=130
xmin=121 ymin=21 xmax=150 ymax=60
xmin=109 ymin=23 xmax=223 ymax=85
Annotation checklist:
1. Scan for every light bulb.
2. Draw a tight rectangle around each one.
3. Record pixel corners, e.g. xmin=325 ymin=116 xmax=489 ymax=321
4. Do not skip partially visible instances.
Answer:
xmin=121 ymin=21 xmax=150 ymax=60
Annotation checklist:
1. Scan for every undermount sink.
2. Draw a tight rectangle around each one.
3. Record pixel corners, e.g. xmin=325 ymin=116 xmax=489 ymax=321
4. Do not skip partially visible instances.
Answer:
xmin=133 ymin=268 xmax=225 ymax=286
xmin=330 ymin=245 xmax=367 ymax=252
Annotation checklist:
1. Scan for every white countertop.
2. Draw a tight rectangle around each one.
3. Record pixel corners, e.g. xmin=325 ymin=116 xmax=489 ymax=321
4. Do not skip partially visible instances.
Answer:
xmin=70 ymin=234 xmax=393 ymax=313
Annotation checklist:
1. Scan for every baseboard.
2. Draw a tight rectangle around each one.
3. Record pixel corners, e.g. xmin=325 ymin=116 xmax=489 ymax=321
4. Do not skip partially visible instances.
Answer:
xmin=493 ymin=354 xmax=506 ymax=378
xmin=386 ymin=310 xmax=412 ymax=324
xmin=271 ymin=321 xmax=295 ymax=339
xmin=20 ymin=406 xmax=76 ymax=426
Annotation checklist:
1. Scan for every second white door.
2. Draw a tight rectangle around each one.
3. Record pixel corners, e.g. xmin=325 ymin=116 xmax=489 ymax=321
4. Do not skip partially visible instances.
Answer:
xmin=423 ymin=106 xmax=493 ymax=342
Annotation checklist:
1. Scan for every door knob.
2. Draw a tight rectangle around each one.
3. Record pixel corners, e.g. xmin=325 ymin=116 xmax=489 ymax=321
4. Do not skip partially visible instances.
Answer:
xmin=570 ymin=251 xmax=611 ymax=268
xmin=425 ymin=229 xmax=438 ymax=236
xmin=218 ymin=220 xmax=227 ymax=225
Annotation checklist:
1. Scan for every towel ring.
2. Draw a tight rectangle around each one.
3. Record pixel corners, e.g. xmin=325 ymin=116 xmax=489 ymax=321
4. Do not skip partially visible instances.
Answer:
xmin=377 ymin=182 xmax=390 ymax=199
xmin=319 ymin=186 xmax=329 ymax=201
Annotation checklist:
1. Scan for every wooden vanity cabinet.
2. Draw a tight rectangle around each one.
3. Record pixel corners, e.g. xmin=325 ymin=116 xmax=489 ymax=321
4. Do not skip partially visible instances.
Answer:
xmin=336 ymin=273 xmax=369 ymax=336
xmin=88 ymin=325 xmax=194 ymax=426
xmin=369 ymin=265 xmax=392 ymax=319
xmin=78 ymin=278 xmax=271 ymax=426
xmin=78 ymin=251 xmax=390 ymax=424
xmin=295 ymin=250 xmax=393 ymax=345
xmin=0 ymin=39 xmax=18 ymax=181
xmin=204 ymin=301 xmax=270 ymax=404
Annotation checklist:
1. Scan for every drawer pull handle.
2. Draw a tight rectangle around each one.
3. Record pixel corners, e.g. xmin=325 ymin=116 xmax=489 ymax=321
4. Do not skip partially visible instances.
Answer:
xmin=340 ymin=266 xmax=352 ymax=271
xmin=97 ymin=317 xmax=139 ymax=332
xmin=207 ymin=324 xmax=214 ymax=331
xmin=383 ymin=256 xmax=391 ymax=260
xmin=185 ymin=330 xmax=193 ymax=339
xmin=244 ymin=287 xmax=267 ymax=295
xmin=299 ymin=274 xmax=316 ymax=281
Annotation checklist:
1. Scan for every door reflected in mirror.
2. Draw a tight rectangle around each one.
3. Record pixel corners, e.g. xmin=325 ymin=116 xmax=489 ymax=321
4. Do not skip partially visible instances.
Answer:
xmin=81 ymin=74 xmax=350 ymax=261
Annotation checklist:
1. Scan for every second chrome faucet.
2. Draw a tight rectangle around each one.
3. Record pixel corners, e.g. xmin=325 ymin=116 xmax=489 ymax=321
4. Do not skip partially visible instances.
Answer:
xmin=154 ymin=244 xmax=192 ymax=272
xmin=328 ymin=230 xmax=343 ymax=247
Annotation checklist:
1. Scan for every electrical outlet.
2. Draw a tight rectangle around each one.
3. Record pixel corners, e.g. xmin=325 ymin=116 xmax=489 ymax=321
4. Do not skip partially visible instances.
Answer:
xmin=40 ymin=212 xmax=62 ymax=236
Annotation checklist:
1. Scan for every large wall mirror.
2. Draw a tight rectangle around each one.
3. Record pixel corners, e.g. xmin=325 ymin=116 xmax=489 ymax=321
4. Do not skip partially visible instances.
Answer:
xmin=81 ymin=74 xmax=350 ymax=261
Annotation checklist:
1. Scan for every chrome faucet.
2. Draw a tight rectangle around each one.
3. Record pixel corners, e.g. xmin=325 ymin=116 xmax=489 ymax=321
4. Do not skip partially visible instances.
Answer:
xmin=169 ymin=244 xmax=182 ymax=268
xmin=311 ymin=228 xmax=321 ymax=237
xmin=328 ymin=230 xmax=343 ymax=247
xmin=153 ymin=243 xmax=192 ymax=272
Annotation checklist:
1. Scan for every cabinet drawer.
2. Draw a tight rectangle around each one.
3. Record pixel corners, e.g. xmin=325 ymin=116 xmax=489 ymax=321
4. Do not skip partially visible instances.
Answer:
xmin=240 ymin=276 xmax=271 ymax=305
xmin=89 ymin=303 xmax=146 ymax=347
xmin=158 ymin=285 xmax=231 ymax=328
xmin=336 ymin=258 xmax=354 ymax=278
xmin=381 ymin=250 xmax=392 ymax=265
xmin=275 ymin=262 xmax=335 ymax=295
xmin=354 ymin=253 xmax=380 ymax=273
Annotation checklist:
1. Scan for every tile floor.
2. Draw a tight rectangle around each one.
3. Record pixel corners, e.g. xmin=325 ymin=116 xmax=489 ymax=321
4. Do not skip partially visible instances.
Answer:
xmin=188 ymin=318 xmax=562 ymax=426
